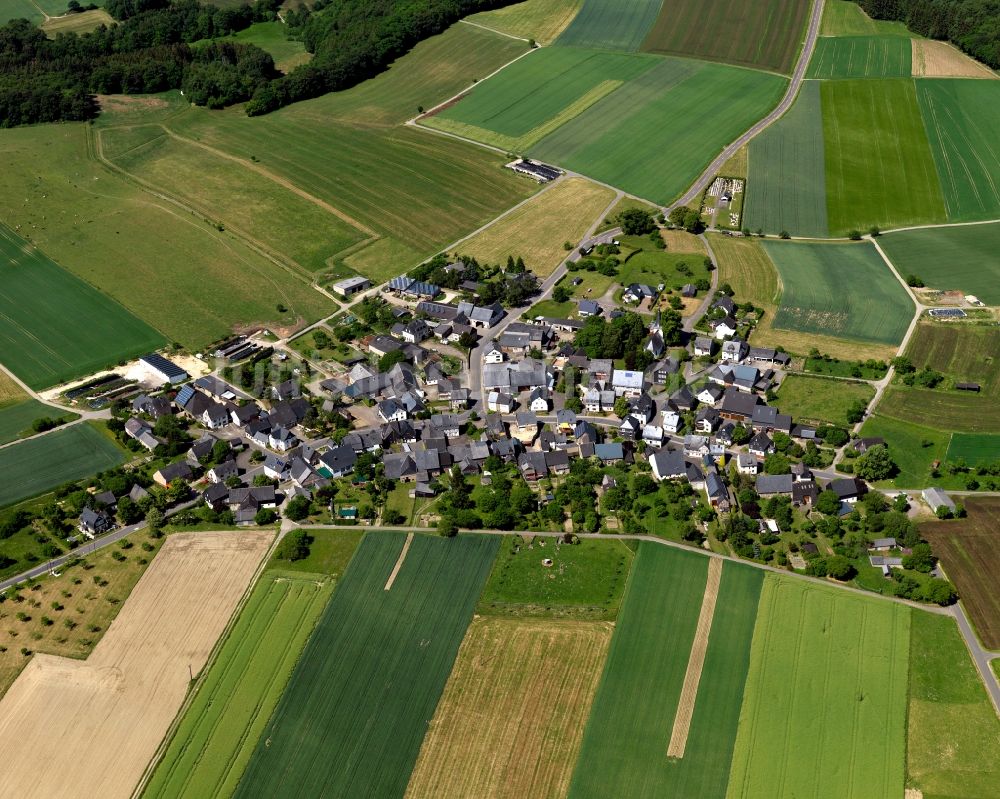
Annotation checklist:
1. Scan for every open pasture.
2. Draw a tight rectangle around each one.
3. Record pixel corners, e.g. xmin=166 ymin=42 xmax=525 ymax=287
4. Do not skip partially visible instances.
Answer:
xmin=745 ymin=80 xmax=828 ymax=237
xmin=234 ymin=533 xmax=498 ymax=799
xmin=761 ymin=240 xmax=913 ymax=346
xmin=532 ymin=58 xmax=787 ymax=204
xmin=0 ymin=531 xmax=272 ymax=799
xmin=820 ymin=0 xmax=912 ymax=37
xmin=619 ymin=248 xmax=712 ymax=292
xmin=912 ymin=39 xmax=997 ymax=78
xmin=555 ymin=0 xmax=662 ymax=51
xmin=230 ymin=21 xmax=311 ymax=73
xmin=916 ymin=79 xmax=1000 ymax=221
xmin=776 ymin=374 xmax=874 ymax=426
xmin=726 ymin=575 xmax=910 ymax=799
xmin=906 ymin=612 xmax=1000 ymax=798
xmin=922 ymin=498 xmax=1000 ymax=649
xmin=879 ymin=221 xmax=1000 ymax=305
xmin=405 ymin=617 xmax=612 ymax=799
xmin=877 ymin=385 xmax=1000 ymax=433
xmin=426 ymin=47 xmax=656 ymax=152
xmin=144 ymin=572 xmax=334 ymax=799
xmin=0 ymin=124 xmax=330 ymax=349
xmin=823 ymin=78 xmax=946 ymax=234
xmin=41 ymin=8 xmax=114 ymax=36
xmin=467 ymin=0 xmax=583 ymax=45
xmin=0 ymin=423 xmax=126 ymax=509
xmin=456 ymin=178 xmax=614 ymax=275
xmin=642 ymin=0 xmax=810 ymax=74
xmin=568 ymin=546 xmax=763 ymax=799
xmin=858 ymin=414 xmax=951 ymax=487
xmin=808 ymin=35 xmax=911 ymax=78
xmin=0 ymin=223 xmax=164 ymax=389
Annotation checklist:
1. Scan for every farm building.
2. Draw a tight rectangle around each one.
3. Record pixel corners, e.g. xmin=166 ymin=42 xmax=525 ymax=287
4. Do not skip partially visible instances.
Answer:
xmin=388 ymin=277 xmax=441 ymax=299
xmin=923 ymin=487 xmax=956 ymax=515
xmin=928 ymin=308 xmax=966 ymax=319
xmin=332 ymin=276 xmax=371 ymax=297
xmin=507 ymin=159 xmax=561 ymax=182
xmin=955 ymin=382 xmax=981 ymax=392
xmin=139 ymin=353 xmax=188 ymax=385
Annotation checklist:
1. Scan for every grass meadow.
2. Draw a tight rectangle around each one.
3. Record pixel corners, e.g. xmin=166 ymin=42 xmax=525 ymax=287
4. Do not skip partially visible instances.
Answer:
xmin=745 ymin=81 xmax=828 ymax=237
xmin=726 ymin=576 xmax=910 ymax=799
xmin=761 ymin=240 xmax=913 ymax=346
xmin=0 ymin=224 xmax=164 ymax=389
xmin=820 ymin=0 xmax=912 ymax=37
xmin=0 ymin=400 xmax=77 ymax=446
xmin=879 ymin=222 xmax=1000 ymax=305
xmin=555 ymin=0 xmax=662 ymax=51
xmin=229 ymin=21 xmax=311 ymax=73
xmin=807 ymin=35 xmax=912 ymax=78
xmin=1 ymin=0 xmax=103 ymax=24
xmin=0 ymin=423 xmax=126 ymax=508
xmin=532 ymin=58 xmax=787 ymax=204
xmin=642 ymin=0 xmax=810 ymax=73
xmin=822 ymin=78 xmax=946 ymax=234
xmin=144 ymin=573 xmax=336 ymax=799
xmin=41 ymin=8 xmax=114 ymax=36
xmin=946 ymin=433 xmax=1000 ymax=465
xmin=456 ymin=177 xmax=615 ymax=275
xmin=906 ymin=611 xmax=1000 ymax=797
xmin=858 ymin=414 xmax=958 ymax=488
xmin=877 ymin=385 xmax=1000 ymax=433
xmin=776 ymin=374 xmax=875 ymax=426
xmin=234 ymin=533 xmax=498 ymax=799
xmin=467 ymin=0 xmax=583 ymax=44
xmin=916 ymin=79 xmax=1000 ymax=221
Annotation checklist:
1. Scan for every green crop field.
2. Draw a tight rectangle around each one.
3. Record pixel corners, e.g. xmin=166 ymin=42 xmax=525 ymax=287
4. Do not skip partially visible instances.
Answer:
xmin=477 ymin=535 xmax=633 ymax=620
xmin=467 ymin=0 xmax=583 ymax=45
xmin=726 ymin=576 xmax=909 ymax=799
xmin=642 ymin=0 xmax=810 ymax=74
xmin=234 ymin=533 xmax=498 ymax=798
xmin=425 ymin=47 xmax=657 ymax=151
xmin=822 ymin=79 xmax=946 ymax=234
xmin=906 ymin=612 xmax=1000 ymax=797
xmin=0 ymin=224 xmax=165 ymax=389
xmin=144 ymin=573 xmax=335 ymax=799
xmin=820 ymin=0 xmax=912 ymax=36
xmin=877 ymin=385 xmax=1000 ymax=433
xmin=745 ymin=81 xmax=828 ymax=237
xmin=0 ymin=423 xmax=126 ymax=508
xmin=946 ymin=433 xmax=1000 ymax=465
xmin=0 ymin=401 xmax=77 ymax=447
xmin=532 ymin=58 xmax=787 ymax=204
xmin=776 ymin=374 xmax=874 ymax=426
xmin=555 ymin=0 xmax=662 ymax=51
xmin=761 ymin=240 xmax=913 ymax=346
xmin=568 ymin=546 xmax=763 ymax=798
xmin=917 ymin=79 xmax=1000 ymax=221
xmin=879 ymin=222 xmax=1000 ymax=304
xmin=808 ymin=36 xmax=911 ymax=78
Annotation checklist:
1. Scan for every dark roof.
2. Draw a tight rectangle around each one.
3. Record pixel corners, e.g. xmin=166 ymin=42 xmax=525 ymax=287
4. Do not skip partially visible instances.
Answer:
xmin=140 ymin=353 xmax=188 ymax=382
xmin=720 ymin=389 xmax=760 ymax=418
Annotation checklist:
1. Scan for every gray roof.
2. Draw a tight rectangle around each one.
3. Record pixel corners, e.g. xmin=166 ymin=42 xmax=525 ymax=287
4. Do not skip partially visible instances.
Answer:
xmin=756 ymin=474 xmax=793 ymax=495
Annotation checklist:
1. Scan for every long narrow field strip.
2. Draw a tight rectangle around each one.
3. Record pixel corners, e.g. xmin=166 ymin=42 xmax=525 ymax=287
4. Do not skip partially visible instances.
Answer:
xmin=0 ymin=531 xmax=272 ymax=799
xmin=384 ymin=531 xmax=414 ymax=590
xmin=667 ymin=558 xmax=722 ymax=759
xmin=642 ymin=0 xmax=810 ymax=74
xmin=916 ymin=79 xmax=1000 ymax=221
xmin=725 ymin=575 xmax=910 ymax=799
xmin=466 ymin=0 xmax=583 ymax=45
xmin=879 ymin=222 xmax=1000 ymax=305
xmin=0 ymin=224 xmax=165 ymax=389
xmin=234 ymin=533 xmax=499 ymax=798
xmin=0 ymin=423 xmax=126 ymax=508
xmin=568 ymin=546 xmax=763 ymax=799
xmin=807 ymin=35 xmax=912 ymax=78
xmin=761 ymin=240 xmax=913 ymax=346
xmin=745 ymin=80 xmax=828 ymax=237
xmin=822 ymin=78 xmax=946 ymax=234
xmin=143 ymin=572 xmax=334 ymax=799
xmin=532 ymin=58 xmax=787 ymax=204
xmin=912 ymin=39 xmax=997 ymax=78
xmin=405 ymin=617 xmax=612 ymax=799
xmin=457 ymin=177 xmax=615 ymax=275
xmin=876 ymin=385 xmax=1000 ymax=433
xmin=555 ymin=0 xmax=663 ymax=51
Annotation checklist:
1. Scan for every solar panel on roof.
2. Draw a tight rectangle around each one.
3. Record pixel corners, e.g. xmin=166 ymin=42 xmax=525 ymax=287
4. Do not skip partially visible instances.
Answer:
xmin=928 ymin=308 xmax=966 ymax=318
xmin=388 ymin=276 xmax=413 ymax=290
xmin=175 ymin=385 xmax=195 ymax=407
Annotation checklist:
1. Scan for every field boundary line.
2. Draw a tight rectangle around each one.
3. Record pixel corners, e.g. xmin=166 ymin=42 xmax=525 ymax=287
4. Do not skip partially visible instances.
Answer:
xmin=666 ymin=557 xmax=722 ymax=758
xmin=459 ymin=18 xmax=531 ymax=42
xmin=385 ymin=531 xmax=414 ymax=590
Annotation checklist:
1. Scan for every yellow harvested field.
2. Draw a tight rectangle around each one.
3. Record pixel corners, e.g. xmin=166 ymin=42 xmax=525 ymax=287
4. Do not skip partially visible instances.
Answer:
xmin=912 ymin=39 xmax=997 ymax=79
xmin=42 ymin=9 xmax=115 ymax=37
xmin=0 ymin=369 xmax=26 ymax=406
xmin=0 ymin=531 xmax=271 ymax=799
xmin=405 ymin=617 xmax=612 ymax=799
xmin=457 ymin=177 xmax=615 ymax=275
xmin=708 ymin=233 xmax=898 ymax=360
xmin=467 ymin=0 xmax=582 ymax=44
xmin=661 ymin=229 xmax=706 ymax=253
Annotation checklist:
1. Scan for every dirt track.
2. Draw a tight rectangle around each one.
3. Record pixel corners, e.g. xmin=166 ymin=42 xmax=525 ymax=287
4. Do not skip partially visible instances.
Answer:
xmin=0 ymin=531 xmax=271 ymax=799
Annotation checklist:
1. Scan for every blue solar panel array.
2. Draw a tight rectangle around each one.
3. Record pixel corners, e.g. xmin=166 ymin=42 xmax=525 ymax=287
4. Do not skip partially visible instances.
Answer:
xmin=174 ymin=384 xmax=195 ymax=408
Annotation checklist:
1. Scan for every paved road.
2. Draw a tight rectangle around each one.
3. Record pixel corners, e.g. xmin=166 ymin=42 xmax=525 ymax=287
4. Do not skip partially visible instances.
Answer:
xmin=668 ymin=0 xmax=827 ymax=212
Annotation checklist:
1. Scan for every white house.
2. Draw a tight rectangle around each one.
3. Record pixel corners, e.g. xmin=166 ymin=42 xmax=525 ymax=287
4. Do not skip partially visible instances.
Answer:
xmin=612 ymin=369 xmax=645 ymax=398
xmin=482 ymin=341 xmax=504 ymax=364
xmin=712 ymin=319 xmax=738 ymax=340
xmin=529 ymin=387 xmax=550 ymax=412
xmin=736 ymin=453 xmax=759 ymax=475
xmin=661 ymin=410 xmax=681 ymax=433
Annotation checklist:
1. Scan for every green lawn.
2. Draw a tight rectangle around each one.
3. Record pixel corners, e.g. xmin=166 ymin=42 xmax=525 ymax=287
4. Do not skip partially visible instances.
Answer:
xmin=807 ymin=35 xmax=912 ymax=78
xmin=478 ymin=536 xmax=633 ymax=620
xmin=619 ymin=248 xmax=711 ymax=291
xmin=0 ymin=423 xmax=127 ymax=508
xmin=555 ymin=0 xmax=662 ymax=51
xmin=266 ymin=529 xmax=364 ymax=578
xmin=745 ymin=81 xmax=828 ymax=237
xmin=0 ymin=224 xmax=165 ymax=389
xmin=822 ymin=78 xmax=946 ymax=234
xmin=234 ymin=533 xmax=498 ymax=798
xmin=761 ymin=240 xmax=913 ymax=346
xmin=144 ymin=573 xmax=336 ymax=799
xmin=906 ymin=612 xmax=1000 ymax=798
xmin=0 ymin=400 xmax=78 ymax=446
xmin=776 ymin=374 xmax=875 ymax=426
xmin=879 ymin=221 xmax=1000 ymax=305
xmin=527 ymin=299 xmax=575 ymax=318
xmin=727 ymin=575 xmax=910 ymax=799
